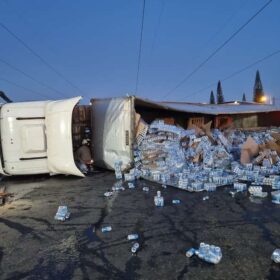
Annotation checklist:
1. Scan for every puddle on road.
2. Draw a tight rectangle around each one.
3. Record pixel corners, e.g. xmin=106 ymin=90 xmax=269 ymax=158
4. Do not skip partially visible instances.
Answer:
xmin=106 ymin=191 xmax=118 ymax=214
xmin=84 ymin=191 xmax=119 ymax=243
xmin=85 ymin=224 xmax=101 ymax=243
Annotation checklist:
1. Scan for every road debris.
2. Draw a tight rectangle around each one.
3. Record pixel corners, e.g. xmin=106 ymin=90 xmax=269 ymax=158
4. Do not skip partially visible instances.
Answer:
xmin=101 ymin=226 xmax=112 ymax=232
xmin=127 ymin=234 xmax=139 ymax=240
xmin=271 ymin=190 xmax=280 ymax=204
xmin=124 ymin=170 xmax=136 ymax=181
xmin=204 ymin=183 xmax=217 ymax=192
xmin=248 ymin=186 xmax=267 ymax=198
xmin=128 ymin=182 xmax=136 ymax=189
xmin=104 ymin=191 xmax=114 ymax=197
xmin=112 ymin=181 xmax=125 ymax=191
xmin=229 ymin=190 xmax=239 ymax=197
xmin=120 ymin=119 xmax=280 ymax=194
xmin=233 ymin=182 xmax=247 ymax=192
xmin=114 ymin=160 xmax=123 ymax=180
xmin=131 ymin=242 xmax=140 ymax=254
xmin=54 ymin=206 xmax=71 ymax=221
xmin=0 ymin=191 xmax=13 ymax=206
xmin=186 ymin=248 xmax=196 ymax=257
xmin=271 ymin=249 xmax=280 ymax=263
xmin=142 ymin=186 xmax=149 ymax=192
xmin=172 ymin=199 xmax=181 ymax=204
xmin=111 ymin=120 xmax=280 ymax=211
xmin=187 ymin=242 xmax=222 ymax=264
xmin=154 ymin=191 xmax=164 ymax=207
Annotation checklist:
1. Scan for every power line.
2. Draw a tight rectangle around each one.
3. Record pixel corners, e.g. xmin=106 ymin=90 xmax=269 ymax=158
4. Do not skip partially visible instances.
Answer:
xmin=135 ymin=0 xmax=146 ymax=94
xmin=0 ymin=57 xmax=67 ymax=98
xmin=163 ymin=0 xmax=273 ymax=99
xmin=190 ymin=0 xmax=248 ymax=65
xmin=181 ymin=49 xmax=280 ymax=100
xmin=0 ymin=21 xmax=85 ymax=95
xmin=0 ymin=76 xmax=54 ymax=100
xmin=151 ymin=0 xmax=165 ymax=55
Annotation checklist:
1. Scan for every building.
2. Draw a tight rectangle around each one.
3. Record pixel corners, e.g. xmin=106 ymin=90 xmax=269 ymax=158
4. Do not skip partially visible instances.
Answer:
xmin=144 ymin=99 xmax=280 ymax=129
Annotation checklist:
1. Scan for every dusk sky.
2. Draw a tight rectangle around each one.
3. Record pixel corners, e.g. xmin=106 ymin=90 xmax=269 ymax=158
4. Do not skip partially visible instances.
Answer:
xmin=0 ymin=0 xmax=279 ymax=104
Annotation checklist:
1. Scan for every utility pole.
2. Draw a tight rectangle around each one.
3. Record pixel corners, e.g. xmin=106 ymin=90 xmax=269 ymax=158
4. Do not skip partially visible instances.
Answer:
xmin=0 ymin=91 xmax=12 ymax=103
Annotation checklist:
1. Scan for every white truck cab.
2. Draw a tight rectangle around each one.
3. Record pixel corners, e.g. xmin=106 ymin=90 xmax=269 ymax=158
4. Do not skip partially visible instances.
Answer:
xmin=0 ymin=96 xmax=84 ymax=177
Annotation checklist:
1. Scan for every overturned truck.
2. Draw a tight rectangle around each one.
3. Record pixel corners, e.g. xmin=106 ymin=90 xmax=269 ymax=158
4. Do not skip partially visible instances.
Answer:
xmin=1 ymin=95 xmax=279 ymax=177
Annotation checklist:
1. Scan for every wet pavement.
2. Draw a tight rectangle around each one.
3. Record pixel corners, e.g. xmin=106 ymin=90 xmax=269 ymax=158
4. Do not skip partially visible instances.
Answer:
xmin=1 ymin=171 xmax=280 ymax=279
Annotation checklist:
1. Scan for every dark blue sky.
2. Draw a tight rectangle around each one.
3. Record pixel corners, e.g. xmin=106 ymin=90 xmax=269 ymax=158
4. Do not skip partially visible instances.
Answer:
xmin=0 ymin=0 xmax=279 ymax=103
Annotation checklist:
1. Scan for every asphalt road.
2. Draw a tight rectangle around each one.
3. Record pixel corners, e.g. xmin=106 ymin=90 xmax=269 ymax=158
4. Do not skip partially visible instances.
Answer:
xmin=1 ymin=171 xmax=280 ymax=279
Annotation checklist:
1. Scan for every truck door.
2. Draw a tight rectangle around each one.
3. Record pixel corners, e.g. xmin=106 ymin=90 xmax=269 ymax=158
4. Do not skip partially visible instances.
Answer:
xmin=92 ymin=97 xmax=133 ymax=170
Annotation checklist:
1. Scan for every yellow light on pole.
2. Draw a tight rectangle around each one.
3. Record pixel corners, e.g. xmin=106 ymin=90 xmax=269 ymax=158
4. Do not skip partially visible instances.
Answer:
xmin=260 ymin=96 xmax=267 ymax=103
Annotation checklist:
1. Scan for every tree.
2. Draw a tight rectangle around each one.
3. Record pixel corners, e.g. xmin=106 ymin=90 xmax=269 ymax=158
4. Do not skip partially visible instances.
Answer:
xmin=253 ymin=70 xmax=265 ymax=103
xmin=209 ymin=90 xmax=215 ymax=104
xmin=242 ymin=93 xmax=246 ymax=102
xmin=216 ymin=80 xmax=224 ymax=104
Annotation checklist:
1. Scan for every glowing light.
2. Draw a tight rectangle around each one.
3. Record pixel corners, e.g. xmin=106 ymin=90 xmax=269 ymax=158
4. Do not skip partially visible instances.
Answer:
xmin=260 ymin=96 xmax=267 ymax=103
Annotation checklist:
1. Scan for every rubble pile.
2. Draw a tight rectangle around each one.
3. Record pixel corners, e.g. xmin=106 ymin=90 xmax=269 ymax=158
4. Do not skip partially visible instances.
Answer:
xmin=125 ymin=119 xmax=280 ymax=193
xmin=107 ymin=119 xmax=280 ymax=261
xmin=108 ymin=119 xmax=280 ymax=261
xmin=133 ymin=120 xmax=235 ymax=191
xmin=134 ymin=120 xmax=189 ymax=184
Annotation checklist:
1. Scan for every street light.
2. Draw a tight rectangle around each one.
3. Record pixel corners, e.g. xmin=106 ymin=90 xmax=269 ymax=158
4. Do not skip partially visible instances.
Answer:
xmin=260 ymin=96 xmax=267 ymax=103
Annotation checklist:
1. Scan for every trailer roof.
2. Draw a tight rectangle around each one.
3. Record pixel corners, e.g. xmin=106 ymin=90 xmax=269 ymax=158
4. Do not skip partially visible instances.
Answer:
xmin=90 ymin=96 xmax=280 ymax=116
xmin=134 ymin=97 xmax=280 ymax=115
